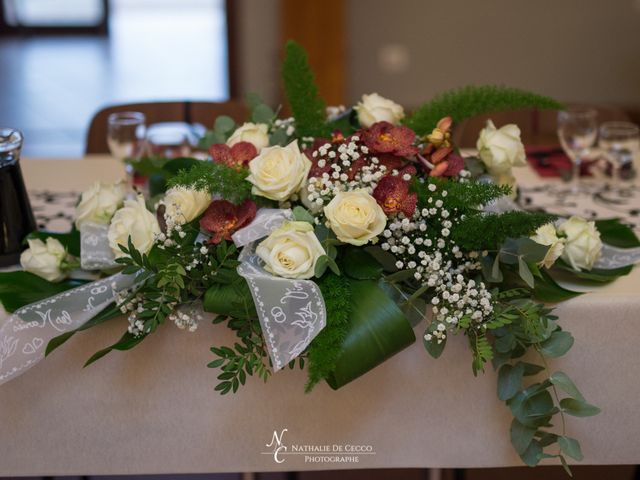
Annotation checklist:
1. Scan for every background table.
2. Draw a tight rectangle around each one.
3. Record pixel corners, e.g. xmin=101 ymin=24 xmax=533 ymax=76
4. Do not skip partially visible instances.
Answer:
xmin=1 ymin=157 xmax=639 ymax=476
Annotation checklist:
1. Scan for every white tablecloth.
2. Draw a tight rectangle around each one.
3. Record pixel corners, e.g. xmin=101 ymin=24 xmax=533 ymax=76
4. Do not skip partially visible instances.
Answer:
xmin=1 ymin=157 xmax=639 ymax=475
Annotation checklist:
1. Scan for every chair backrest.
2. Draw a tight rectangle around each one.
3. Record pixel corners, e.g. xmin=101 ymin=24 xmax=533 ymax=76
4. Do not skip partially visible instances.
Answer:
xmin=452 ymin=106 xmax=631 ymax=148
xmin=85 ymin=100 xmax=248 ymax=154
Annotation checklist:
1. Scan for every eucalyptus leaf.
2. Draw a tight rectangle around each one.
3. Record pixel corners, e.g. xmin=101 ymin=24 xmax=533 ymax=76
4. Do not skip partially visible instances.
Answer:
xmin=315 ymin=255 xmax=329 ymax=277
xmin=292 ymin=206 xmax=314 ymax=224
xmin=519 ymin=439 xmax=543 ymax=467
xmin=498 ymin=363 xmax=525 ymax=400
xmin=214 ymin=115 xmax=236 ymax=134
xmin=539 ymin=331 xmax=574 ymax=358
xmin=252 ymin=104 xmax=275 ymax=124
xmin=550 ymin=371 xmax=585 ymax=402
xmin=560 ymin=398 xmax=601 ymax=417
xmin=559 ymin=436 xmax=584 ymax=461
xmin=510 ymin=418 xmax=536 ymax=455
xmin=518 ymin=257 xmax=535 ymax=288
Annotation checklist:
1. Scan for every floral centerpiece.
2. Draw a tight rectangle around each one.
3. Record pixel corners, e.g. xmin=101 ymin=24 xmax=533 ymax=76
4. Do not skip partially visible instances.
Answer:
xmin=1 ymin=41 xmax=639 ymax=474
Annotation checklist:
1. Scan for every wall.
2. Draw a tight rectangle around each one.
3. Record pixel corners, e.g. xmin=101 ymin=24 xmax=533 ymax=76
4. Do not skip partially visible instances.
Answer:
xmin=235 ymin=0 xmax=640 ymax=109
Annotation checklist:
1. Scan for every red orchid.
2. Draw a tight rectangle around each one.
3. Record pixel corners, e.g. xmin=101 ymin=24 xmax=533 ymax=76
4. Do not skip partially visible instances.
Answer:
xmin=209 ymin=141 xmax=257 ymax=169
xmin=362 ymin=121 xmax=419 ymax=157
xmin=373 ymin=174 xmax=417 ymax=217
xmin=199 ymin=199 xmax=257 ymax=244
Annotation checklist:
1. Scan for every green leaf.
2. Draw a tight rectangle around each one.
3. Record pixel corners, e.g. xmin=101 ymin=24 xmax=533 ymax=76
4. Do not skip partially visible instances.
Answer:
xmin=404 ymin=85 xmax=563 ymax=136
xmin=519 ymin=439 xmax=543 ymax=467
xmin=521 ymin=362 xmax=545 ymax=376
xmin=314 ymin=255 xmax=329 ymax=277
xmin=539 ymin=330 xmax=574 ymax=358
xmin=559 ymin=454 xmax=573 ymax=477
xmin=510 ymin=418 xmax=536 ymax=455
xmin=490 ymin=254 xmax=504 ymax=282
xmin=45 ymin=302 xmax=121 ymax=356
xmin=559 ymin=436 xmax=584 ymax=461
xmin=203 ymin=281 xmax=256 ymax=319
xmin=251 ymin=104 xmax=275 ymax=124
xmin=498 ymin=363 xmax=525 ymax=401
xmin=0 ymin=271 xmax=88 ymax=312
xmin=325 ymin=280 xmax=415 ymax=389
xmin=423 ymin=334 xmax=446 ymax=359
xmin=26 ymin=229 xmax=81 ymax=257
xmin=281 ymin=40 xmax=330 ymax=138
xmin=343 ymin=248 xmax=383 ymax=280
xmin=533 ymin=270 xmax=582 ymax=302
xmin=560 ymin=398 xmax=601 ymax=417
xmin=518 ymin=257 xmax=535 ymax=288
xmin=292 ymin=206 xmax=315 ymax=223
xmin=326 ymin=256 xmax=341 ymax=275
xmin=595 ymin=219 xmax=640 ymax=248
xmin=84 ymin=331 xmax=147 ymax=367
xmin=550 ymin=371 xmax=585 ymax=402
xmin=214 ymin=115 xmax=236 ymax=134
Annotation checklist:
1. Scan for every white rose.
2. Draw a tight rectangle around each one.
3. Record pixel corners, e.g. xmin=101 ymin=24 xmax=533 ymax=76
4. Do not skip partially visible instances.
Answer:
xmin=530 ymin=223 xmax=565 ymax=269
xmin=354 ymin=93 xmax=405 ymax=128
xmin=75 ymin=181 xmax=125 ymax=228
xmin=20 ymin=238 xmax=67 ymax=282
xmin=256 ymin=221 xmax=325 ymax=279
xmin=247 ymin=140 xmax=311 ymax=201
xmin=163 ymin=186 xmax=211 ymax=225
xmin=324 ymin=189 xmax=387 ymax=246
xmin=226 ymin=122 xmax=270 ymax=152
xmin=108 ymin=196 xmax=161 ymax=258
xmin=477 ymin=120 xmax=527 ymax=175
xmin=558 ymin=216 xmax=603 ymax=271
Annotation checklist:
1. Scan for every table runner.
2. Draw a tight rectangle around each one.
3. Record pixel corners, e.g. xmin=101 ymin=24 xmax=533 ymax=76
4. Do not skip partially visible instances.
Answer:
xmin=1 ymin=157 xmax=639 ymax=474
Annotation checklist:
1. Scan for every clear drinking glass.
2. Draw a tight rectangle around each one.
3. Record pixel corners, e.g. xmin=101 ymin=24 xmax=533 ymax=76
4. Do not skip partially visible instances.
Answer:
xmin=557 ymin=108 xmax=598 ymax=190
xmin=0 ymin=128 xmax=36 ymax=267
xmin=599 ymin=121 xmax=640 ymax=181
xmin=107 ymin=111 xmax=146 ymax=161
xmin=146 ymin=131 xmax=191 ymax=159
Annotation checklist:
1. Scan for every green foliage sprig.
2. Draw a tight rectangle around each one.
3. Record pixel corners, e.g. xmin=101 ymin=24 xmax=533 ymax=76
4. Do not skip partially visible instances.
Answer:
xmin=415 ymin=178 xmax=511 ymax=214
xmin=488 ymin=294 xmax=600 ymax=474
xmin=404 ymin=85 xmax=564 ymax=135
xmin=452 ymin=211 xmax=556 ymax=252
xmin=168 ymin=161 xmax=252 ymax=203
xmin=282 ymin=40 xmax=330 ymax=139
xmin=305 ymin=273 xmax=352 ymax=392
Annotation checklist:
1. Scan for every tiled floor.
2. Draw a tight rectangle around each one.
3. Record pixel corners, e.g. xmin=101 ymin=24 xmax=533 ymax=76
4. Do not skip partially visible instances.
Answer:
xmin=0 ymin=0 xmax=228 ymax=158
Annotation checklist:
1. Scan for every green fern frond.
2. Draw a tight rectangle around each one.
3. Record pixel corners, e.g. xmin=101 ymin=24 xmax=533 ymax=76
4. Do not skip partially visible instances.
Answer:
xmin=305 ymin=273 xmax=351 ymax=392
xmin=452 ymin=211 xmax=556 ymax=251
xmin=415 ymin=178 xmax=512 ymax=213
xmin=167 ymin=161 xmax=252 ymax=204
xmin=405 ymin=85 xmax=564 ymax=135
xmin=282 ymin=40 xmax=330 ymax=139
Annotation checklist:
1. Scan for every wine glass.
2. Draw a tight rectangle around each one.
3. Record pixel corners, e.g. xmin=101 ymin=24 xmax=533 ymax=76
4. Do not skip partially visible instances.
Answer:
xmin=599 ymin=121 xmax=639 ymax=181
xmin=557 ymin=108 xmax=598 ymax=191
xmin=106 ymin=111 xmax=146 ymax=161
xmin=107 ymin=112 xmax=146 ymax=191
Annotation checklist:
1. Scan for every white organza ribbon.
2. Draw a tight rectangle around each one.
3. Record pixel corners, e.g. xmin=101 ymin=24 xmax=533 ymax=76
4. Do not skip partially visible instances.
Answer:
xmin=594 ymin=244 xmax=640 ymax=269
xmin=233 ymin=209 xmax=326 ymax=371
xmin=232 ymin=208 xmax=294 ymax=248
xmin=0 ymin=272 xmax=137 ymax=385
xmin=80 ymin=221 xmax=118 ymax=270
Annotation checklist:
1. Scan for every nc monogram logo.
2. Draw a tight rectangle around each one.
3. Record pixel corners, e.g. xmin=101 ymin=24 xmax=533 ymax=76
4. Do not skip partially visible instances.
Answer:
xmin=265 ymin=428 xmax=288 ymax=463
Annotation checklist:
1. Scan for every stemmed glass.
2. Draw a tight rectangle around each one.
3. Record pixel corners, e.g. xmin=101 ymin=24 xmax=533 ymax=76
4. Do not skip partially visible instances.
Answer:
xmin=599 ymin=121 xmax=639 ymax=181
xmin=557 ymin=108 xmax=598 ymax=191
xmin=107 ymin=112 xmax=146 ymax=189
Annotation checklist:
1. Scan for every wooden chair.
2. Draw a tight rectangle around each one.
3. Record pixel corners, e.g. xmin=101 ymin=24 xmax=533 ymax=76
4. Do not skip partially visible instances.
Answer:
xmin=453 ymin=106 xmax=631 ymax=148
xmin=85 ymin=100 xmax=248 ymax=154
